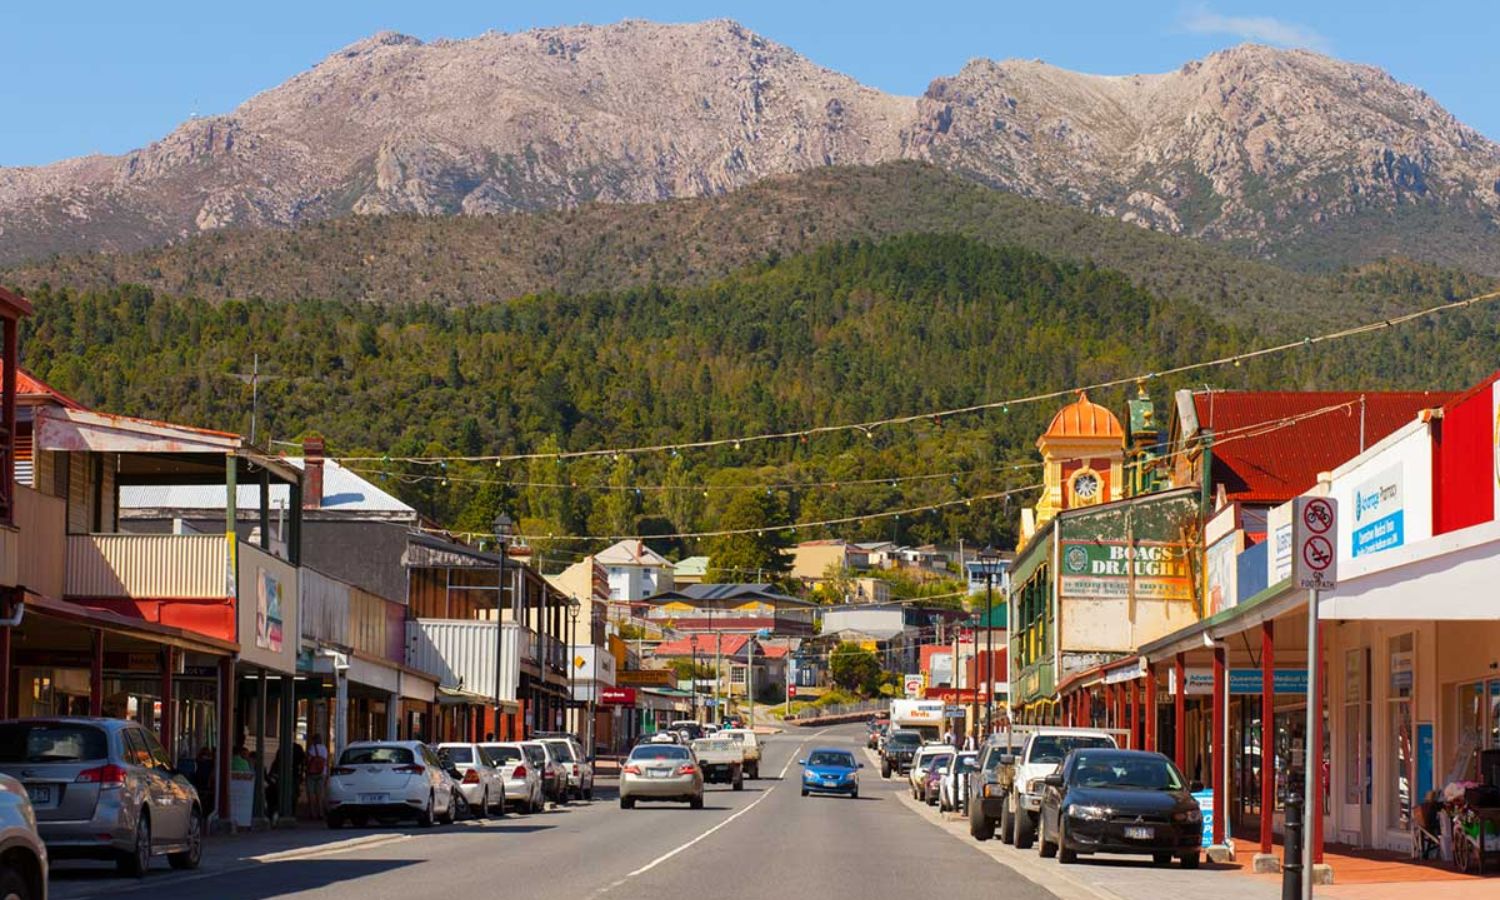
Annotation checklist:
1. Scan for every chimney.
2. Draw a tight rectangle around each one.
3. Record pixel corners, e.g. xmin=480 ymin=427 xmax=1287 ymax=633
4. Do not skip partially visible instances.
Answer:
xmin=303 ymin=437 xmax=325 ymax=509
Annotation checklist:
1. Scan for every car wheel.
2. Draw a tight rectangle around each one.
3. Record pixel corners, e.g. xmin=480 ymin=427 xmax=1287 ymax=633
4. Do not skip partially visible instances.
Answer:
xmin=1038 ymin=818 xmax=1058 ymax=859
xmin=881 ymin=761 xmax=892 ymax=779
xmin=584 ymin=785 xmax=593 ymax=801
xmin=970 ymin=805 xmax=995 ymax=841
xmin=733 ymin=769 xmax=744 ymax=791
xmin=1014 ymin=809 xmax=1035 ymax=850
xmin=851 ymin=788 xmax=859 ymax=800
xmin=326 ymin=811 xmax=345 ymax=829
xmin=1180 ymin=851 xmax=1201 ymax=869
xmin=416 ymin=792 xmax=435 ymax=828
xmin=1152 ymin=852 xmax=1174 ymax=866
xmin=476 ymin=790 xmax=489 ymax=819
xmin=118 ymin=811 xmax=152 ymax=877
xmin=1057 ymin=821 xmax=1077 ymax=864
xmin=441 ymin=791 xmax=460 ymax=825
xmin=801 ymin=787 xmax=809 ymax=797
xmin=168 ymin=807 xmax=203 ymax=870
xmin=620 ymin=796 xmax=636 ymax=810
xmin=689 ymin=794 xmax=704 ymax=810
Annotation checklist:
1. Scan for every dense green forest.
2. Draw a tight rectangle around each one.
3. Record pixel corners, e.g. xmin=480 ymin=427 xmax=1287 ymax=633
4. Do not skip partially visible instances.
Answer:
xmin=15 ymin=233 xmax=1500 ymax=565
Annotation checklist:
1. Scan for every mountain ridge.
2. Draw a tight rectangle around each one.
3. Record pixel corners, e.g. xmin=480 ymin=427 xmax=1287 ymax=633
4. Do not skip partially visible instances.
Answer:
xmin=3 ymin=19 xmax=1498 ymax=273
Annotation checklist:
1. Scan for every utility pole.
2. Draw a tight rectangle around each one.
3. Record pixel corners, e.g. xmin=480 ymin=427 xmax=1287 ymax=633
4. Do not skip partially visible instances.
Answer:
xmin=713 ymin=630 xmax=722 ymax=725
xmin=747 ymin=636 xmax=756 ymax=727
xmin=985 ymin=570 xmax=995 ymax=736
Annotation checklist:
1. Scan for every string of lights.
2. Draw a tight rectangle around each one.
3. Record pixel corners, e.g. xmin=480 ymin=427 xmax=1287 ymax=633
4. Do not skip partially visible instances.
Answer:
xmin=332 ymin=287 xmax=1500 ymax=467
xmin=420 ymin=395 xmax=1373 ymax=545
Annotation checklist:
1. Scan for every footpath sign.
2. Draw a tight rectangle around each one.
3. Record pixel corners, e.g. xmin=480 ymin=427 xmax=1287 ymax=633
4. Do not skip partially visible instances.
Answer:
xmin=1191 ymin=788 xmax=1227 ymax=848
xmin=1292 ymin=496 xmax=1338 ymax=590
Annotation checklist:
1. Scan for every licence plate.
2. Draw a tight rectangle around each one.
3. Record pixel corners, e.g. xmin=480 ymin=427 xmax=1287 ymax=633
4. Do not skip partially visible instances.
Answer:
xmin=1123 ymin=825 xmax=1154 ymax=840
xmin=25 ymin=785 xmax=51 ymax=805
xmin=358 ymin=793 xmax=388 ymax=804
xmin=823 ymin=780 xmax=839 ymax=787
xmin=649 ymin=769 xmax=672 ymax=778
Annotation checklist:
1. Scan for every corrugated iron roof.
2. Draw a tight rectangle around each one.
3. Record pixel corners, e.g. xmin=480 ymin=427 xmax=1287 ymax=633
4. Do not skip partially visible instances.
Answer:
xmin=1193 ymin=390 xmax=1452 ymax=503
xmin=596 ymin=539 xmax=672 ymax=567
xmin=16 ymin=368 xmax=85 ymax=409
xmin=120 ymin=459 xmax=413 ymax=515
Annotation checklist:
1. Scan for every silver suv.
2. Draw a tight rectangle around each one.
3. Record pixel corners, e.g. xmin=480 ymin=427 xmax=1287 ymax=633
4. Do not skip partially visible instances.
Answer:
xmin=0 ymin=718 xmax=202 ymax=877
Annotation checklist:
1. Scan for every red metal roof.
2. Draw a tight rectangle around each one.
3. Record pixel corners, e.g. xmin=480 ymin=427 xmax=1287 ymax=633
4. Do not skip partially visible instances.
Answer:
xmin=17 ymin=368 xmax=86 ymax=409
xmin=1193 ymin=390 xmax=1452 ymax=504
xmin=651 ymin=635 xmax=788 ymax=659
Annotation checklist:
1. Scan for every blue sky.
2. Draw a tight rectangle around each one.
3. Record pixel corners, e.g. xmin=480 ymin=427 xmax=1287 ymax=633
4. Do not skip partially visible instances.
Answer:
xmin=2 ymin=1 xmax=1496 ymax=166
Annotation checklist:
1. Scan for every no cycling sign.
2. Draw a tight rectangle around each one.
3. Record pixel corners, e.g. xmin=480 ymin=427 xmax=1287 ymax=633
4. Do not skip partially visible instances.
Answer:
xmin=1293 ymin=496 xmax=1338 ymax=590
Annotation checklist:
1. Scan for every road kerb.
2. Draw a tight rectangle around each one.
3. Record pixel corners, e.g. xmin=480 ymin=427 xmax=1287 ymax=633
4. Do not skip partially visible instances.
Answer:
xmin=864 ymin=746 xmax=1120 ymax=900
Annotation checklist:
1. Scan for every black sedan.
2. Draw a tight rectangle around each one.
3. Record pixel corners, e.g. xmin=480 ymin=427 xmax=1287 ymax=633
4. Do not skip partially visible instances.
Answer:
xmin=1037 ymin=748 xmax=1204 ymax=868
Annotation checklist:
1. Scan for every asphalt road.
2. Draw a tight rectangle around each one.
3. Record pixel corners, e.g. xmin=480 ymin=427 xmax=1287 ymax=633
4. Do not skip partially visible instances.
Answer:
xmin=48 ymin=724 xmax=1060 ymax=900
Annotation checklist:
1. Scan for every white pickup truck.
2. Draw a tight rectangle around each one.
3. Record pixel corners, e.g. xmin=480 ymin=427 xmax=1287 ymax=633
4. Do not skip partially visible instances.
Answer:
xmin=718 ymin=729 xmax=762 ymax=779
xmin=997 ymin=728 xmax=1118 ymax=849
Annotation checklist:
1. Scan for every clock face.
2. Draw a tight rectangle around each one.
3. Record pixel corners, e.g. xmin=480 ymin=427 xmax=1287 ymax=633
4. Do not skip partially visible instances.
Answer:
xmin=1072 ymin=471 xmax=1100 ymax=502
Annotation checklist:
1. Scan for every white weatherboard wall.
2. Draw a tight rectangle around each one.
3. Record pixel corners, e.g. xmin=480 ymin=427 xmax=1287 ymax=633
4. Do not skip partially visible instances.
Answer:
xmin=406 ymin=619 xmax=521 ymax=700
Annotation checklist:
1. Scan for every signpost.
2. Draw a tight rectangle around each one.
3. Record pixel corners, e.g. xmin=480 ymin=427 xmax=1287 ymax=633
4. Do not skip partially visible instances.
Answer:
xmin=1292 ymin=496 xmax=1336 ymax=900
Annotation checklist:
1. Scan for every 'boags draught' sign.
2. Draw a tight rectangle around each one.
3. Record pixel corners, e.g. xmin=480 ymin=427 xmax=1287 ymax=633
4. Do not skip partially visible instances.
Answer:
xmin=1060 ymin=541 xmax=1193 ymax=601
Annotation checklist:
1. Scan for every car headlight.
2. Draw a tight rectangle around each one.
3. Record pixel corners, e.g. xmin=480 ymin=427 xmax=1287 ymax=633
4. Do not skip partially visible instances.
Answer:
xmin=1068 ymin=804 xmax=1111 ymax=822
xmin=1174 ymin=807 xmax=1203 ymax=824
xmin=1026 ymin=778 xmax=1047 ymax=795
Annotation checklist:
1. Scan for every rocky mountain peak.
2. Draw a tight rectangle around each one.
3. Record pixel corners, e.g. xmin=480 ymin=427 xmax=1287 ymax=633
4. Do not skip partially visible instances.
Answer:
xmin=1 ymin=22 xmax=1497 ymax=274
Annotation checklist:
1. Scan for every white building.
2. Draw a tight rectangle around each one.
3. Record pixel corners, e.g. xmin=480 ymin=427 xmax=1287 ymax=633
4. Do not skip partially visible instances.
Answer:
xmin=596 ymin=540 xmax=673 ymax=603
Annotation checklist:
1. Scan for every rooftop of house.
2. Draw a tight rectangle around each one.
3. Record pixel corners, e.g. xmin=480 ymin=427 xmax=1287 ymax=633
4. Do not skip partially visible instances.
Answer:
xmin=672 ymin=556 xmax=710 ymax=577
xmin=1179 ymin=389 xmax=1453 ymax=504
xmin=651 ymin=634 xmax=790 ymax=659
xmin=120 ymin=458 xmax=413 ymax=517
xmin=17 ymin=368 xmax=85 ymax=409
xmin=596 ymin=539 xmax=672 ymax=568
xmin=648 ymin=583 xmax=813 ymax=606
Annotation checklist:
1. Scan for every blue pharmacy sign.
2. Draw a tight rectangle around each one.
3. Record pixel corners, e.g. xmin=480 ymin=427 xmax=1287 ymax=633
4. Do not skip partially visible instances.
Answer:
xmin=1192 ymin=789 xmax=1215 ymax=848
xmin=1416 ymin=723 xmax=1434 ymax=801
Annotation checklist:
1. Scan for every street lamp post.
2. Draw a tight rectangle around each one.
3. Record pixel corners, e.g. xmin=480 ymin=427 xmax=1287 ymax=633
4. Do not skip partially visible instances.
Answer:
xmin=567 ymin=594 xmax=581 ymax=740
xmin=984 ymin=570 xmax=994 ymax=736
xmin=492 ymin=512 xmax=514 ymax=740
xmin=691 ymin=634 xmax=700 ymax=723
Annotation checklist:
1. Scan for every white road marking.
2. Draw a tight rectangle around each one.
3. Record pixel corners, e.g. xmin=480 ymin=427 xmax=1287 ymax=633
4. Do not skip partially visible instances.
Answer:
xmin=594 ymin=729 xmax=830 ymax=896
xmin=250 ymin=832 xmax=411 ymax=862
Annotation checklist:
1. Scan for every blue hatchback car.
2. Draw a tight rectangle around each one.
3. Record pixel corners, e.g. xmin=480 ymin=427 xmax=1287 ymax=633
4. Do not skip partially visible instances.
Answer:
xmin=799 ymin=748 xmax=862 ymax=798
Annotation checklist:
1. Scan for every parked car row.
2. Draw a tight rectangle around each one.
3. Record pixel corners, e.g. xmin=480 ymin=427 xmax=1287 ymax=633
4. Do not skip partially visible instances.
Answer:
xmin=950 ymin=727 xmax=1207 ymax=870
xmin=328 ymin=734 xmax=593 ymax=828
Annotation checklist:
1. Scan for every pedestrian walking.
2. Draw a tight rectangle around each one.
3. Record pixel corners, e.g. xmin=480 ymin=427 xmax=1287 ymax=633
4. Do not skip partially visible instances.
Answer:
xmin=306 ymin=733 xmax=329 ymax=817
xmin=942 ymin=726 xmax=955 ymax=746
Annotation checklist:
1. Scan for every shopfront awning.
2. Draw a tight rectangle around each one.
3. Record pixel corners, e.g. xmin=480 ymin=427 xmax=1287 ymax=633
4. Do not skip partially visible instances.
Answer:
xmin=1321 ymin=518 xmax=1500 ymax=621
xmin=22 ymin=591 xmax=238 ymax=657
xmin=1137 ymin=577 xmax=1302 ymax=663
xmin=436 ymin=685 xmax=518 ymax=712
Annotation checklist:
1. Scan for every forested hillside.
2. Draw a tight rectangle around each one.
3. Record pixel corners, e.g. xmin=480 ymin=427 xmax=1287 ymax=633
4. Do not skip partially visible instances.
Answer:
xmin=16 ymin=234 xmax=1499 ymax=558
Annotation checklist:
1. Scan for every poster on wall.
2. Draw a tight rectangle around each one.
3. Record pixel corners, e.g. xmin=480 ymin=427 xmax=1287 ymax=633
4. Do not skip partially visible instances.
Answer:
xmin=257 ymin=569 xmax=283 ymax=652
xmin=1060 ymin=541 xmax=1192 ymax=601
xmin=1204 ymin=535 xmax=1238 ymax=614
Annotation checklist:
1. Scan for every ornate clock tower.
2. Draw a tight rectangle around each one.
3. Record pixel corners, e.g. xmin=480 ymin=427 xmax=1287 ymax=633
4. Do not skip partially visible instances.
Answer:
xmin=1026 ymin=391 xmax=1125 ymax=539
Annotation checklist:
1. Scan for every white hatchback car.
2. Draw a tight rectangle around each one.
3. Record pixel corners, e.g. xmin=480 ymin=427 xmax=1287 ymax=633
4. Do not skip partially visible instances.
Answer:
xmin=326 ymin=741 xmax=459 ymax=828
xmin=539 ymin=737 xmax=593 ymax=801
xmin=478 ymin=742 xmax=543 ymax=814
xmin=437 ymin=743 xmax=506 ymax=818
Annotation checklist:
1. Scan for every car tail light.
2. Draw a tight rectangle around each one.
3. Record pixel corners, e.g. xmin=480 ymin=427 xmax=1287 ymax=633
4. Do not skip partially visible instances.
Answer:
xmin=572 ymin=764 xmax=580 ymax=776
xmin=75 ymin=764 xmax=127 ymax=788
xmin=462 ymin=769 xmax=481 ymax=784
xmin=512 ymin=765 xmax=527 ymax=778
xmin=675 ymin=764 xmax=697 ymax=776
xmin=331 ymin=766 xmax=356 ymax=776
xmin=622 ymin=765 xmax=641 ymax=775
xmin=394 ymin=764 xmax=425 ymax=775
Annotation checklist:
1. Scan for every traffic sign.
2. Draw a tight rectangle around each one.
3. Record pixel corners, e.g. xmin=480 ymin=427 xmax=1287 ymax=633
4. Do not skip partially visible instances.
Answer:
xmin=787 ymin=685 xmax=797 ymax=698
xmin=903 ymin=674 xmax=924 ymax=698
xmin=1293 ymin=496 xmax=1338 ymax=590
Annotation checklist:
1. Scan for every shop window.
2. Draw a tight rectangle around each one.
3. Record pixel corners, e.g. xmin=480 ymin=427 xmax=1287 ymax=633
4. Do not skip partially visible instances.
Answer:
xmin=1489 ymin=680 xmax=1500 ymax=749
xmin=1388 ymin=633 xmax=1414 ymax=830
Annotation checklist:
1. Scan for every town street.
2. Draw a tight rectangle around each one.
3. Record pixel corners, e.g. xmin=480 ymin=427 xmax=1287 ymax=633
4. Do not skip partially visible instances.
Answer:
xmin=45 ymin=725 xmax=1059 ymax=900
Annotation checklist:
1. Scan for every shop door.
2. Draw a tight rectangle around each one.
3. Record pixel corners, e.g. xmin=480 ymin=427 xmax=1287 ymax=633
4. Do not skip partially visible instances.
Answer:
xmin=1341 ymin=647 xmax=1372 ymax=844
